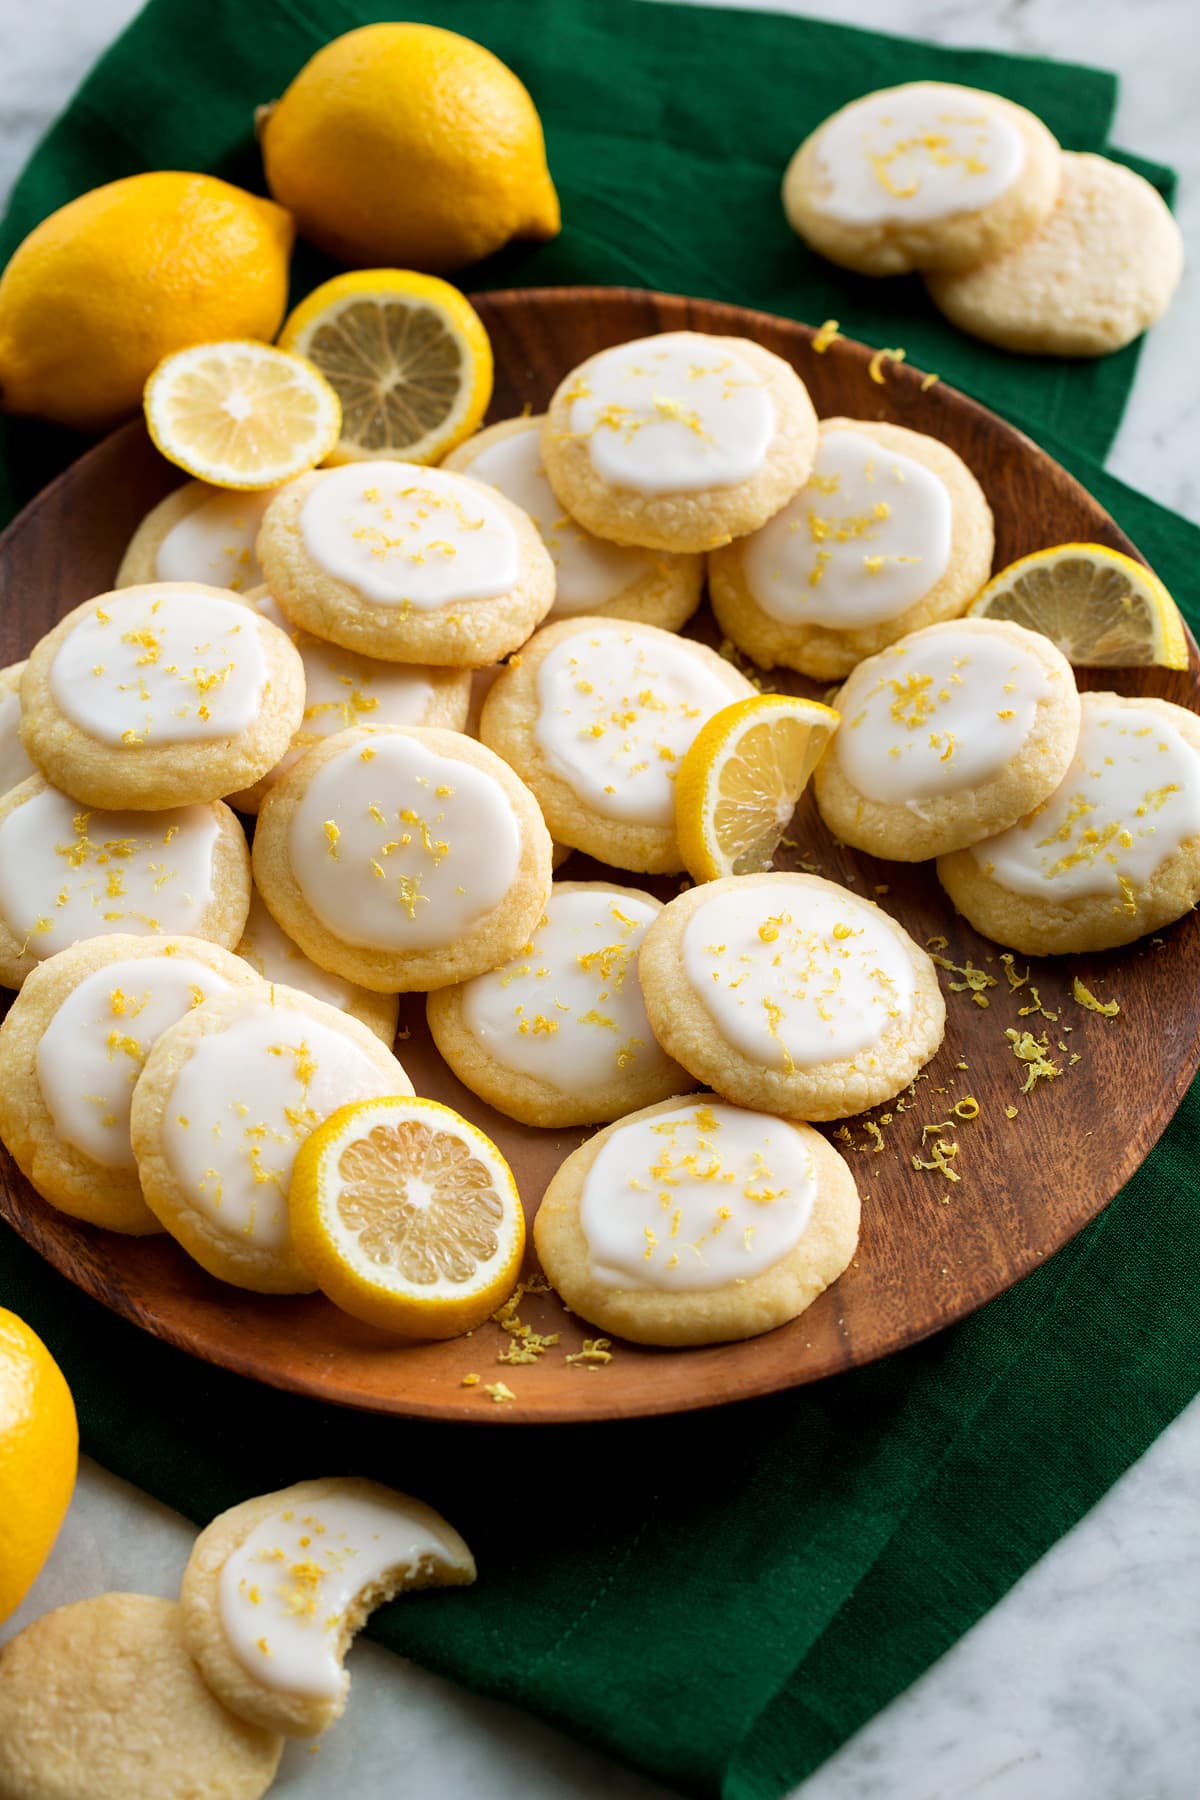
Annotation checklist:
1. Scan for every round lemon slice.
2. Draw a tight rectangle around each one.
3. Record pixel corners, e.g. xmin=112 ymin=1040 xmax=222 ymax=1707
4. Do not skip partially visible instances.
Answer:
xmin=144 ymin=339 xmax=341 ymax=488
xmin=674 ymin=692 xmax=841 ymax=883
xmin=289 ymin=1096 xmax=525 ymax=1338
xmin=968 ymin=542 xmax=1189 ymax=670
xmin=277 ymin=269 xmax=493 ymax=465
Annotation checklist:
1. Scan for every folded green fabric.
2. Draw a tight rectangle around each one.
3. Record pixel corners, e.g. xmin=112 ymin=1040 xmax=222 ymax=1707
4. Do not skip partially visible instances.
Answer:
xmin=0 ymin=4 xmax=1196 ymax=1798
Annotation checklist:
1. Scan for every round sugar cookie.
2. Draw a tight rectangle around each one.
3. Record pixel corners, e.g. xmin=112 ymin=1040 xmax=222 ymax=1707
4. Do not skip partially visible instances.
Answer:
xmin=0 ymin=777 xmax=251 ymax=990
xmin=0 ymin=1593 xmax=283 ymax=1800
xmin=115 ymin=480 xmax=283 ymax=592
xmin=926 ymin=152 xmax=1184 ymax=356
xmin=427 ymin=880 xmax=691 ymax=1127
xmin=444 ymin=415 xmax=703 ymax=629
xmin=541 ymin=331 xmax=818 ymax=553
xmin=226 ymin=586 xmax=471 ymax=812
xmin=235 ymin=886 xmax=398 ymax=1044
xmin=0 ymin=659 xmax=36 ymax=795
xmin=181 ymin=1478 xmax=475 ymax=1739
xmin=782 ymin=81 xmax=1061 ymax=276
xmin=252 ymin=724 xmax=553 ymax=993
xmin=0 ymin=933 xmax=260 ymax=1235
xmin=638 ymin=872 xmax=945 ymax=1120
xmin=938 ymin=692 xmax=1200 ymax=953
xmin=813 ymin=617 xmax=1080 ymax=861
xmin=130 ymin=982 xmax=413 ymax=1293
xmin=479 ymin=616 xmax=754 ymax=873
xmin=533 ymin=1095 xmax=860 ymax=1346
xmin=709 ymin=417 xmax=995 ymax=679
xmin=19 ymin=584 xmax=305 ymax=809
xmin=257 ymin=461 xmax=555 ymax=666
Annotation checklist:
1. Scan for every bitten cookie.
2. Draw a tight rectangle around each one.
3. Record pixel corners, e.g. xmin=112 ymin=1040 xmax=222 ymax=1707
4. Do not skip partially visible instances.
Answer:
xmin=782 ymin=81 xmax=1061 ymax=276
xmin=0 ymin=933 xmax=259 ymax=1235
xmin=252 ymin=724 xmax=553 ymax=993
xmin=638 ymin=872 xmax=945 ymax=1120
xmin=926 ymin=152 xmax=1184 ymax=356
xmin=541 ymin=331 xmax=818 ymax=553
xmin=427 ymin=880 xmax=690 ymax=1126
xmin=709 ymin=417 xmax=994 ymax=679
xmin=181 ymin=1478 xmax=475 ymax=1738
xmin=444 ymin=415 xmax=703 ymax=628
xmin=479 ymin=617 xmax=753 ymax=873
xmin=0 ymin=777 xmax=251 ymax=989
xmin=534 ymin=1095 xmax=860 ymax=1345
xmin=257 ymin=461 xmax=555 ymax=665
xmin=938 ymin=692 xmax=1200 ymax=953
xmin=235 ymin=886 xmax=398 ymax=1044
xmin=130 ymin=983 xmax=413 ymax=1293
xmin=116 ymin=480 xmax=282 ymax=591
xmin=19 ymin=584 xmax=305 ymax=809
xmin=0 ymin=659 xmax=35 ymax=795
xmin=813 ymin=617 xmax=1080 ymax=861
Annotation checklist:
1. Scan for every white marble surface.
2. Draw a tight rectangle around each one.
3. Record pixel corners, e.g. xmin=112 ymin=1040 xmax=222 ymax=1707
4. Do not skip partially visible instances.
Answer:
xmin=1 ymin=2 xmax=1199 ymax=1798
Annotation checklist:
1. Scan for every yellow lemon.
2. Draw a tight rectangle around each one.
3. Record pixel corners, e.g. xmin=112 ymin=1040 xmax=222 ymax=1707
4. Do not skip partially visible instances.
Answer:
xmin=144 ymin=340 xmax=342 ymax=488
xmin=0 ymin=1309 xmax=78 ymax=1625
xmin=0 ymin=172 xmax=294 ymax=433
xmin=258 ymin=23 xmax=560 ymax=274
xmin=968 ymin=541 xmax=1189 ymax=670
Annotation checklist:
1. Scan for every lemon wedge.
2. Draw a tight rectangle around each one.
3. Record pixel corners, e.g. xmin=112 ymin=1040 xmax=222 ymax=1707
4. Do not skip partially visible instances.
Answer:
xmin=290 ymin=1096 xmax=525 ymax=1338
xmin=674 ymin=693 xmax=841 ymax=883
xmin=968 ymin=542 xmax=1189 ymax=670
xmin=143 ymin=340 xmax=341 ymax=489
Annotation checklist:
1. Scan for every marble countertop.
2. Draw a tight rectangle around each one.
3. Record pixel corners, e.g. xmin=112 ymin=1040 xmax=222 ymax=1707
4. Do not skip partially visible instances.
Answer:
xmin=1 ymin=3 xmax=1198 ymax=1797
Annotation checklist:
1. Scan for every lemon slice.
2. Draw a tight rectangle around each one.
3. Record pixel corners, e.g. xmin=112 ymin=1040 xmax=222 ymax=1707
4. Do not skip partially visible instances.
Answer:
xmin=144 ymin=340 xmax=341 ymax=489
xmin=968 ymin=542 xmax=1189 ymax=670
xmin=289 ymin=1096 xmax=525 ymax=1338
xmin=277 ymin=270 xmax=493 ymax=465
xmin=674 ymin=693 xmax=841 ymax=883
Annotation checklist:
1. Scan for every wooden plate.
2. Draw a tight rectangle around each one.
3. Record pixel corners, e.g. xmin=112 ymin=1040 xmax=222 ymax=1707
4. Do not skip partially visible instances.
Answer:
xmin=1 ymin=287 xmax=1197 ymax=1425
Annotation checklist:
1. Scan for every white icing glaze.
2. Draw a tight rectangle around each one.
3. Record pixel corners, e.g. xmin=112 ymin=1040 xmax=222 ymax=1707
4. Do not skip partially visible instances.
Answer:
xmin=580 ymin=1099 xmax=816 ymax=1290
xmin=36 ymin=955 xmax=236 ymax=1168
xmin=565 ymin=333 xmax=776 ymax=494
xmin=0 ymin=683 xmax=34 ymax=794
xmin=237 ymin=889 xmax=363 ymax=1014
xmin=971 ymin=697 xmax=1200 ymax=900
xmin=532 ymin=625 xmax=736 ymax=826
xmin=0 ymin=787 xmax=222 ymax=961
xmin=814 ymin=83 xmax=1025 ymax=225
xmin=154 ymin=486 xmax=279 ymax=591
xmin=458 ymin=886 xmax=672 ymax=1091
xmin=161 ymin=995 xmax=406 ymax=1250
xmin=299 ymin=463 xmax=520 ymax=608
xmin=219 ymin=1492 xmax=463 ymax=1700
xmin=289 ymin=734 xmax=521 ymax=951
xmin=683 ymin=882 xmax=914 ymax=1068
xmin=741 ymin=429 xmax=952 ymax=628
xmin=465 ymin=422 xmax=651 ymax=616
xmin=834 ymin=626 xmax=1053 ymax=803
xmin=49 ymin=590 xmax=268 ymax=747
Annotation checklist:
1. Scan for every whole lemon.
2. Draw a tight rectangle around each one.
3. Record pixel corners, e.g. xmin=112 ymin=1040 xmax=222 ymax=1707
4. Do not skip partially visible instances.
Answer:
xmin=259 ymin=23 xmax=560 ymax=274
xmin=0 ymin=172 xmax=294 ymax=432
xmin=0 ymin=1308 xmax=78 ymax=1626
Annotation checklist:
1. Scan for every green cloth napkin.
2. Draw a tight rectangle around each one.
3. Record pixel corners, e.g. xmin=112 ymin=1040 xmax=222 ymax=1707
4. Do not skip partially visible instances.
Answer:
xmin=0 ymin=4 xmax=1196 ymax=1797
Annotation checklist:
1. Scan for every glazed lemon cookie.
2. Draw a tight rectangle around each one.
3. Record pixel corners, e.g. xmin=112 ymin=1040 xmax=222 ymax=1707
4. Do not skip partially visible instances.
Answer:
xmin=926 ymin=152 xmax=1184 ymax=356
xmin=130 ymin=983 xmax=413 ymax=1293
xmin=938 ymin=692 xmax=1200 ymax=953
xmin=257 ymin=460 xmax=555 ymax=665
xmin=235 ymin=886 xmax=398 ymax=1044
xmin=0 ymin=933 xmax=259 ymax=1235
xmin=813 ymin=618 xmax=1079 ymax=861
xmin=0 ymin=1593 xmax=283 ymax=1800
xmin=181 ymin=1478 xmax=475 ymax=1738
xmin=479 ymin=617 xmax=753 ymax=873
xmin=115 ymin=480 xmax=282 ymax=591
xmin=0 ymin=659 xmax=36 ymax=794
xmin=0 ymin=778 xmax=250 ymax=989
xmin=534 ymin=1095 xmax=860 ymax=1345
xmin=638 ymin=872 xmax=944 ymax=1119
xmin=19 ymin=584 xmax=305 ymax=809
xmin=541 ymin=331 xmax=818 ymax=553
xmin=709 ymin=418 xmax=994 ymax=679
xmin=427 ymin=880 xmax=690 ymax=1126
xmin=444 ymin=415 xmax=703 ymax=628
xmin=253 ymin=724 xmax=552 ymax=992
xmin=782 ymin=81 xmax=1061 ymax=276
